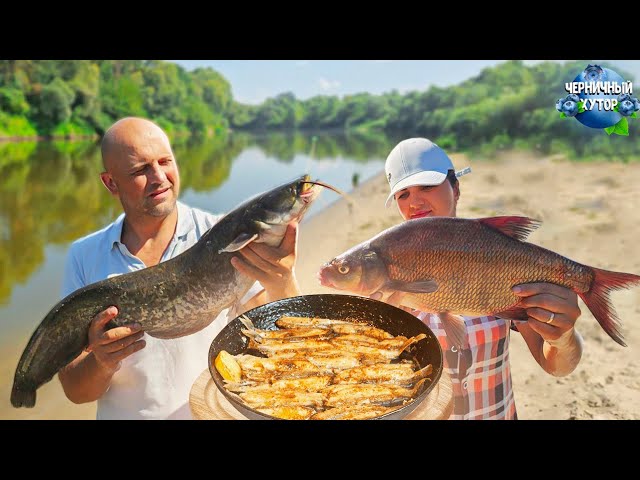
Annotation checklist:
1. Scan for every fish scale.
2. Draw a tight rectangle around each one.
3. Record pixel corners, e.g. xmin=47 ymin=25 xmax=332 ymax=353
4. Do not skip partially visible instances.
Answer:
xmin=319 ymin=215 xmax=640 ymax=348
xmin=378 ymin=217 xmax=591 ymax=316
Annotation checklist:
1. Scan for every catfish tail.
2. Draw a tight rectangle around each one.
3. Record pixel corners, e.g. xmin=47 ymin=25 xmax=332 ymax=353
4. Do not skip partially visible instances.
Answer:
xmin=578 ymin=267 xmax=640 ymax=347
xmin=11 ymin=382 xmax=36 ymax=408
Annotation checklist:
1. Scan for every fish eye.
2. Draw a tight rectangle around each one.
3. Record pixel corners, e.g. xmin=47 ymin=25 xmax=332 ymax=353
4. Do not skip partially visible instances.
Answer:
xmin=338 ymin=264 xmax=349 ymax=274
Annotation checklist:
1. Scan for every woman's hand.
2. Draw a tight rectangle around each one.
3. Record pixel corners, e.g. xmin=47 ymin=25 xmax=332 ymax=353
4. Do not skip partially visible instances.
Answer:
xmin=512 ymin=282 xmax=583 ymax=376
xmin=512 ymin=282 xmax=581 ymax=343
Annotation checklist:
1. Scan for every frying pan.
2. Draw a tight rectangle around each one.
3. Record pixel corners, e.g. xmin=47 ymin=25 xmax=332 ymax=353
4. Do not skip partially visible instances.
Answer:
xmin=208 ymin=294 xmax=443 ymax=420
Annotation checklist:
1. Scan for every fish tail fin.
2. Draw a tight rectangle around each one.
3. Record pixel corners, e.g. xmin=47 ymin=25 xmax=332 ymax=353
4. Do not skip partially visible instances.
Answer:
xmin=400 ymin=334 xmax=427 ymax=353
xmin=494 ymin=306 xmax=529 ymax=321
xmin=439 ymin=312 xmax=467 ymax=350
xmin=241 ymin=328 xmax=263 ymax=343
xmin=223 ymin=380 xmax=256 ymax=393
xmin=410 ymin=378 xmax=428 ymax=396
xmin=239 ymin=315 xmax=256 ymax=330
xmin=240 ymin=315 xmax=263 ymax=343
xmin=413 ymin=364 xmax=433 ymax=382
xmin=578 ymin=267 xmax=640 ymax=347
xmin=11 ymin=383 xmax=36 ymax=408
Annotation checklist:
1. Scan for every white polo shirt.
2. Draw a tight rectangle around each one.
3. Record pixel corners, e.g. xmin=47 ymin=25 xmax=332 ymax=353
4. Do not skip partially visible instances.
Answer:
xmin=62 ymin=201 xmax=262 ymax=420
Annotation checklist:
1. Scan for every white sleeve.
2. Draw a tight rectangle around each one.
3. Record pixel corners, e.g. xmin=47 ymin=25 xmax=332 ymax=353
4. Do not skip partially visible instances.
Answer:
xmin=61 ymin=244 xmax=85 ymax=299
xmin=240 ymin=281 xmax=265 ymax=305
xmin=225 ymin=282 xmax=265 ymax=322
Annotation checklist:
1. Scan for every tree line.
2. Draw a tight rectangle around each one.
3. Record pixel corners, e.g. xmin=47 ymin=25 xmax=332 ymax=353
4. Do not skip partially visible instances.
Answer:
xmin=0 ymin=60 xmax=232 ymax=138
xmin=1 ymin=60 xmax=639 ymax=160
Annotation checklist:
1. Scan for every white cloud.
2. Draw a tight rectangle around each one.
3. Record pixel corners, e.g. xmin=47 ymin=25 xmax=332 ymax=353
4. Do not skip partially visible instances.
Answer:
xmin=296 ymin=60 xmax=310 ymax=67
xmin=318 ymin=77 xmax=341 ymax=91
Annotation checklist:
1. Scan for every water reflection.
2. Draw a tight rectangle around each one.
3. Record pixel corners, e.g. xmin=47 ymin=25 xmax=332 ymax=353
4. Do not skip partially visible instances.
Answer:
xmin=0 ymin=141 xmax=116 ymax=304
xmin=0 ymin=130 xmax=395 ymax=305
xmin=237 ymin=130 xmax=393 ymax=163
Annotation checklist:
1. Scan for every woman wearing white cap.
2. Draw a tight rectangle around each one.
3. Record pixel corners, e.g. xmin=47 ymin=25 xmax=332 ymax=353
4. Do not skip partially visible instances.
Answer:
xmin=375 ymin=138 xmax=583 ymax=420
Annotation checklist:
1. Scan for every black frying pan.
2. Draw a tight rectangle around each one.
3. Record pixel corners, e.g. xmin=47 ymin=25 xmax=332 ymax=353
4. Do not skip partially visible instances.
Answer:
xmin=208 ymin=294 xmax=443 ymax=420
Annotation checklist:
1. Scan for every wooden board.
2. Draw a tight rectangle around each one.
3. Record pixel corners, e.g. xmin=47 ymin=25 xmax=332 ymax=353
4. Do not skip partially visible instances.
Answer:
xmin=189 ymin=368 xmax=453 ymax=420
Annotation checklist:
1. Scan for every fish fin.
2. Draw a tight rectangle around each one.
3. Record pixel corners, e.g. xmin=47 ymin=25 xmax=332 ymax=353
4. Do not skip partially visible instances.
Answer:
xmin=478 ymin=216 xmax=541 ymax=241
xmin=225 ymin=390 xmax=246 ymax=404
xmin=399 ymin=334 xmax=427 ymax=353
xmin=411 ymin=378 xmax=429 ymax=397
xmin=413 ymin=364 xmax=433 ymax=382
xmin=241 ymin=328 xmax=260 ymax=341
xmin=11 ymin=384 xmax=36 ymax=408
xmin=224 ymin=380 xmax=257 ymax=393
xmin=219 ymin=233 xmax=259 ymax=253
xmin=239 ymin=315 xmax=256 ymax=330
xmin=439 ymin=312 xmax=467 ymax=350
xmin=578 ymin=267 xmax=640 ymax=347
xmin=494 ymin=307 xmax=530 ymax=321
xmin=384 ymin=279 xmax=438 ymax=294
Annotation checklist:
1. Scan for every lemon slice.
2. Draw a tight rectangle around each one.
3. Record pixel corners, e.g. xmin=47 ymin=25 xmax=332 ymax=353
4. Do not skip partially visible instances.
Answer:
xmin=214 ymin=350 xmax=242 ymax=382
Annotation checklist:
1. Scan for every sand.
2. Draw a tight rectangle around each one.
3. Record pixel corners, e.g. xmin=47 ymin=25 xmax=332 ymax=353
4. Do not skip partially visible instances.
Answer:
xmin=5 ymin=151 xmax=639 ymax=420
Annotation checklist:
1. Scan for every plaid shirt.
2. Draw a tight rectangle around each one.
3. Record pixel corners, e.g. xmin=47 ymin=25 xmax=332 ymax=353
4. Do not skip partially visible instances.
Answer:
xmin=416 ymin=312 xmax=518 ymax=420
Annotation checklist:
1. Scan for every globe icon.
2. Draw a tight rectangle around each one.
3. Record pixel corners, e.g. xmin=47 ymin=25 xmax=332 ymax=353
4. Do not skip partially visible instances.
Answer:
xmin=574 ymin=67 xmax=624 ymax=129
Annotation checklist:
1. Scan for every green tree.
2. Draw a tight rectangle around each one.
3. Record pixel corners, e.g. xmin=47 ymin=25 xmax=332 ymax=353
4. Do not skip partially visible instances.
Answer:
xmin=32 ymin=78 xmax=76 ymax=132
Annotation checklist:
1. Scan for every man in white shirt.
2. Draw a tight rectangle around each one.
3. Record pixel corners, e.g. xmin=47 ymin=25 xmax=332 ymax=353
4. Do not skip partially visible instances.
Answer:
xmin=58 ymin=117 xmax=301 ymax=419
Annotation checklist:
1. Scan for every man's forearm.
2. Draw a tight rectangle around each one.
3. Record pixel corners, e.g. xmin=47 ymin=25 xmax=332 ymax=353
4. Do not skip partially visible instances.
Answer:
xmin=542 ymin=328 xmax=584 ymax=377
xmin=58 ymin=352 xmax=118 ymax=404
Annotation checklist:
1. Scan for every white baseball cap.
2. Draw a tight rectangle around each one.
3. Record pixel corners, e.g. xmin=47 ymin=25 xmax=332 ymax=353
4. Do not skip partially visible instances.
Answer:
xmin=384 ymin=138 xmax=471 ymax=207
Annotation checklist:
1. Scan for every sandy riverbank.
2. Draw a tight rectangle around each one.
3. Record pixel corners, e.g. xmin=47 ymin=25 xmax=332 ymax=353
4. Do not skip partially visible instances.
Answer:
xmin=4 ymin=151 xmax=639 ymax=420
xmin=297 ymin=151 xmax=640 ymax=420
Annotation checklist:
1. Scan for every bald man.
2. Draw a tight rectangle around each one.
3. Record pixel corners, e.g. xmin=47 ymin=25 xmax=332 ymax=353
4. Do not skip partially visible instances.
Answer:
xmin=58 ymin=117 xmax=301 ymax=419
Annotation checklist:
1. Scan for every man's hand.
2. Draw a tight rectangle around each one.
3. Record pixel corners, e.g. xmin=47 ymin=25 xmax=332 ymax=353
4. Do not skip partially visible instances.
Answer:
xmin=86 ymin=306 xmax=146 ymax=374
xmin=512 ymin=282 xmax=581 ymax=343
xmin=230 ymin=222 xmax=301 ymax=301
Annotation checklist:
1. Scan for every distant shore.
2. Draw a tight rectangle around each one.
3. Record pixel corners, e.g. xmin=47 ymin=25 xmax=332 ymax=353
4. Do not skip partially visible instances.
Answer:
xmin=0 ymin=134 xmax=99 ymax=143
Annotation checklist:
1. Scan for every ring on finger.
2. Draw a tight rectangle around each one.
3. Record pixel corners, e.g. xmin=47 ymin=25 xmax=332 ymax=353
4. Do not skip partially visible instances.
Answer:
xmin=545 ymin=311 xmax=555 ymax=324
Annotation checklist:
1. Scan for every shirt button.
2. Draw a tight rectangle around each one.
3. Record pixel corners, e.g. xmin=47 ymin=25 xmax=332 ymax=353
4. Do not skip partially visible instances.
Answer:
xmin=451 ymin=346 xmax=458 ymax=353
xmin=463 ymin=381 xmax=468 ymax=390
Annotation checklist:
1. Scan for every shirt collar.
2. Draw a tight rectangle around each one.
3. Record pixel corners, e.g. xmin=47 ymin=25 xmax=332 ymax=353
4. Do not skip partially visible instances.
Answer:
xmin=174 ymin=201 xmax=194 ymax=239
xmin=108 ymin=201 xmax=194 ymax=249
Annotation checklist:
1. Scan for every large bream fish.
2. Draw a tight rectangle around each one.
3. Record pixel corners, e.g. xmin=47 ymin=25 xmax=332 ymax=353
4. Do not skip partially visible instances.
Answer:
xmin=12 ymin=175 xmax=329 ymax=408
xmin=318 ymin=216 xmax=640 ymax=348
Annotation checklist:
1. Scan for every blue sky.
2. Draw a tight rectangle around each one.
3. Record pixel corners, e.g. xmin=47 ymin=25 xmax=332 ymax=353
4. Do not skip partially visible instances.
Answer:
xmin=169 ymin=60 xmax=640 ymax=105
